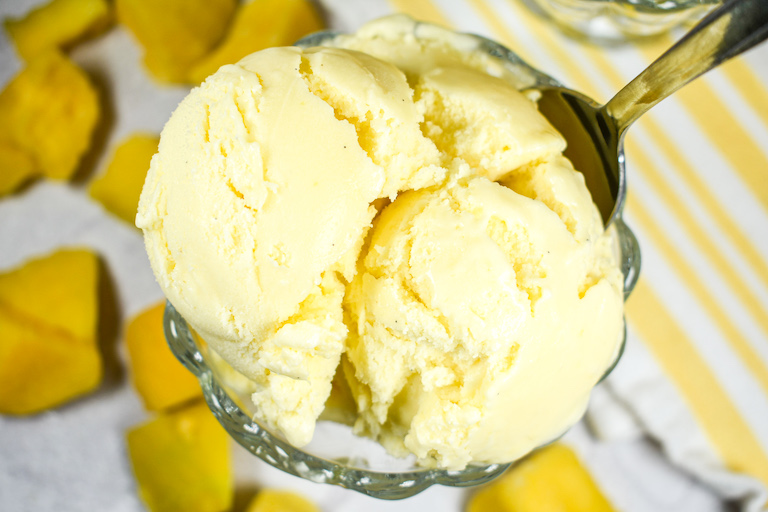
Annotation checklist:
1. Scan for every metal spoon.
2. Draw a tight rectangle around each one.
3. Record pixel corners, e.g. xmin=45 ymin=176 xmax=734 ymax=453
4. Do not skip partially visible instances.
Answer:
xmin=533 ymin=0 xmax=768 ymax=227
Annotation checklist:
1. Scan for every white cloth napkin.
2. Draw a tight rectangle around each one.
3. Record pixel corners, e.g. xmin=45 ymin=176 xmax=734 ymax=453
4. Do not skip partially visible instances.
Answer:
xmin=587 ymin=333 xmax=768 ymax=511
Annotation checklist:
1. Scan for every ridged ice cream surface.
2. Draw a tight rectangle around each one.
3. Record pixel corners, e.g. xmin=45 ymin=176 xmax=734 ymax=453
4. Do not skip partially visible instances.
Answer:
xmin=137 ymin=15 xmax=624 ymax=468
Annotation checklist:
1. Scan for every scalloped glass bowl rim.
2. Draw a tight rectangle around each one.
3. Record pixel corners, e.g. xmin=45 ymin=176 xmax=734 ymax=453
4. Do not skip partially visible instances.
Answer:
xmin=162 ymin=26 xmax=641 ymax=500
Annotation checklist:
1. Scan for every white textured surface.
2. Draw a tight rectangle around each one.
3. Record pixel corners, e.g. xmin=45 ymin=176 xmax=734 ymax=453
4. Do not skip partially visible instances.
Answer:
xmin=0 ymin=0 xmax=731 ymax=511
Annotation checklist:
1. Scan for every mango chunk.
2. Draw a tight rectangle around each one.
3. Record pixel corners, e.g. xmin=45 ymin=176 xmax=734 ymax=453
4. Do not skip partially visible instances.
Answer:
xmin=89 ymin=133 xmax=159 ymax=225
xmin=187 ymin=0 xmax=324 ymax=84
xmin=0 ymin=249 xmax=101 ymax=414
xmin=0 ymin=249 xmax=99 ymax=351
xmin=467 ymin=443 xmax=615 ymax=512
xmin=245 ymin=490 xmax=320 ymax=512
xmin=0 ymin=51 xmax=99 ymax=187
xmin=127 ymin=402 xmax=233 ymax=512
xmin=4 ymin=0 xmax=112 ymax=61
xmin=116 ymin=0 xmax=236 ymax=83
xmin=125 ymin=301 xmax=202 ymax=411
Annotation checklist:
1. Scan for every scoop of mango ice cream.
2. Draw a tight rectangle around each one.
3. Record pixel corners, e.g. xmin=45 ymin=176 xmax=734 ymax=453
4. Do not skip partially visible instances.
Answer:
xmin=137 ymin=15 xmax=624 ymax=466
xmin=345 ymin=158 xmax=623 ymax=469
xmin=137 ymin=44 xmax=446 ymax=446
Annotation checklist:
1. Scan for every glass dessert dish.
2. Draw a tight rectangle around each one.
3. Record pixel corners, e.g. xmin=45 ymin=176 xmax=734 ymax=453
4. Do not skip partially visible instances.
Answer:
xmin=163 ymin=26 xmax=641 ymax=500
xmin=525 ymin=0 xmax=720 ymax=41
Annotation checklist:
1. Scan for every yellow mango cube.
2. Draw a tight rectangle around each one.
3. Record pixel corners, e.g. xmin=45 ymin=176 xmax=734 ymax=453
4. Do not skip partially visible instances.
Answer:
xmin=89 ymin=133 xmax=159 ymax=225
xmin=116 ymin=0 xmax=236 ymax=83
xmin=0 ymin=51 xmax=99 ymax=184
xmin=188 ymin=0 xmax=324 ymax=84
xmin=125 ymin=301 xmax=202 ymax=412
xmin=467 ymin=443 xmax=615 ymax=512
xmin=0 ymin=319 xmax=101 ymax=415
xmin=0 ymin=249 xmax=101 ymax=414
xmin=127 ymin=402 xmax=233 ymax=512
xmin=246 ymin=490 xmax=320 ymax=512
xmin=4 ymin=0 xmax=112 ymax=61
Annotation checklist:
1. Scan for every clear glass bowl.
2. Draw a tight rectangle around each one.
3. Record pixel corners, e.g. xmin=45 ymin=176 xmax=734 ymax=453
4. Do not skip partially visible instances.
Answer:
xmin=525 ymin=0 xmax=720 ymax=40
xmin=163 ymin=26 xmax=641 ymax=500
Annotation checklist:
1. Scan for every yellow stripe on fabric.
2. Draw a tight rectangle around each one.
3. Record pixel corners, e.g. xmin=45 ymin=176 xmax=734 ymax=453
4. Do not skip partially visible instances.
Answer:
xmin=387 ymin=0 xmax=451 ymax=26
xmin=626 ymin=191 xmax=768 ymax=396
xmin=473 ymin=0 xmax=768 ymax=356
xmin=626 ymin=115 xmax=768 ymax=309
xmin=627 ymin=280 xmax=768 ymax=488
xmin=722 ymin=58 xmax=768 ymax=131
xmin=629 ymin=136 xmax=768 ymax=342
xmin=640 ymin=35 xmax=768 ymax=213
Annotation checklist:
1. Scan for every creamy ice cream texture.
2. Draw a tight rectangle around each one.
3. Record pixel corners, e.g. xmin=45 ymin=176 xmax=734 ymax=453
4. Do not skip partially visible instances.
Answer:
xmin=137 ymin=15 xmax=624 ymax=469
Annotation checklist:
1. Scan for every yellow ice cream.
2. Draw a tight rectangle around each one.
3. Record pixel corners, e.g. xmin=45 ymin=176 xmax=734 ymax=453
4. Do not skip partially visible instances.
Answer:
xmin=137 ymin=15 xmax=624 ymax=468
xmin=346 ymin=161 xmax=623 ymax=469
xmin=137 ymin=41 xmax=446 ymax=446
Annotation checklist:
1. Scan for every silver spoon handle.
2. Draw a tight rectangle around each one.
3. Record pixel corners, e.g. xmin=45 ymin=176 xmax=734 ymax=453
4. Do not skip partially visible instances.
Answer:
xmin=605 ymin=0 xmax=768 ymax=132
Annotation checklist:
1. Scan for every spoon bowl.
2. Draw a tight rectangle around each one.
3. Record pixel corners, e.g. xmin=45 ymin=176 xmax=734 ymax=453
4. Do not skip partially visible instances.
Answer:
xmin=535 ymin=88 xmax=624 ymax=229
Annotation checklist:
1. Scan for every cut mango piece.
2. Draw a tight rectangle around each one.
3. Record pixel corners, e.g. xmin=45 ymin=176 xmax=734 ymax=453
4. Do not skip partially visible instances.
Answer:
xmin=187 ymin=0 xmax=324 ymax=84
xmin=245 ymin=490 xmax=320 ymax=512
xmin=467 ymin=443 xmax=615 ymax=512
xmin=125 ymin=301 xmax=202 ymax=411
xmin=116 ymin=0 xmax=236 ymax=83
xmin=0 ymin=249 xmax=99 ymax=352
xmin=127 ymin=402 xmax=233 ymax=512
xmin=0 ymin=51 xmax=99 ymax=184
xmin=0 ymin=249 xmax=101 ymax=414
xmin=89 ymin=133 xmax=159 ymax=225
xmin=0 ymin=319 xmax=101 ymax=415
xmin=4 ymin=0 xmax=112 ymax=61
